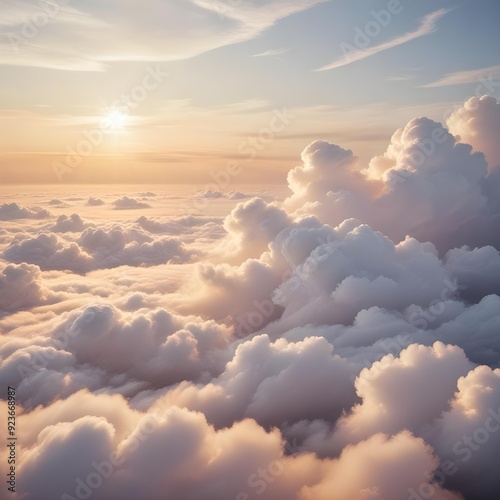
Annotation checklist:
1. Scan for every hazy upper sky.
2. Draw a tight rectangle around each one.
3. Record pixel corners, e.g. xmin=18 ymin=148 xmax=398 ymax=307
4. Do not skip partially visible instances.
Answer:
xmin=1 ymin=0 xmax=499 ymax=183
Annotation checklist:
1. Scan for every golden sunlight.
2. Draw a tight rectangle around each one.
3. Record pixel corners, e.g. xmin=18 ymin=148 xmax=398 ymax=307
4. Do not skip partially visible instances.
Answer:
xmin=103 ymin=109 xmax=128 ymax=131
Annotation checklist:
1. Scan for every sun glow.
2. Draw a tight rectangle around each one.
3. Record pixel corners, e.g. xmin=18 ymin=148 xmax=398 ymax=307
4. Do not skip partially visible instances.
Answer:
xmin=104 ymin=109 xmax=128 ymax=131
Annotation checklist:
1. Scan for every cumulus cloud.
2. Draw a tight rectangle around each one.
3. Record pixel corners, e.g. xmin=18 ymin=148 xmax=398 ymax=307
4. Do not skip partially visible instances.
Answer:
xmin=19 ymin=416 xmax=117 ymax=500
xmin=160 ymin=334 xmax=357 ymax=428
xmin=228 ymin=191 xmax=251 ymax=200
xmin=48 ymin=199 xmax=65 ymax=206
xmin=447 ymin=95 xmax=500 ymax=170
xmin=0 ymin=263 xmax=49 ymax=311
xmin=54 ymin=305 xmax=231 ymax=386
xmin=195 ymin=190 xmax=251 ymax=201
xmin=422 ymin=64 xmax=500 ymax=88
xmin=79 ymin=226 xmax=190 ymax=267
xmin=135 ymin=215 xmax=226 ymax=249
xmin=424 ymin=366 xmax=500 ymax=499
xmin=0 ymin=202 xmax=51 ymax=220
xmin=2 ymin=225 xmax=192 ymax=272
xmin=268 ymin=221 xmax=452 ymax=328
xmin=112 ymin=197 xmax=151 ymax=210
xmin=50 ymin=214 xmax=89 ymax=233
xmin=0 ymin=386 xmax=457 ymax=500
xmin=195 ymin=190 xmax=225 ymax=199
xmin=175 ymin=257 xmax=284 ymax=331
xmin=219 ymin=197 xmax=296 ymax=261
xmin=316 ymin=9 xmax=450 ymax=71
xmin=136 ymin=215 xmax=223 ymax=234
xmin=285 ymin=112 xmax=500 ymax=252
xmin=301 ymin=431 xmax=461 ymax=500
xmin=444 ymin=245 xmax=500 ymax=301
xmin=5 ymin=394 xmax=461 ymax=500
xmin=86 ymin=197 xmax=105 ymax=206
xmin=0 ymin=0 xmax=327 ymax=71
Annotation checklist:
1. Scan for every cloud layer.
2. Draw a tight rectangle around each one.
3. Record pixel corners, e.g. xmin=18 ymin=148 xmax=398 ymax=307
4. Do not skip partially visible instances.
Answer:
xmin=1 ymin=96 xmax=500 ymax=499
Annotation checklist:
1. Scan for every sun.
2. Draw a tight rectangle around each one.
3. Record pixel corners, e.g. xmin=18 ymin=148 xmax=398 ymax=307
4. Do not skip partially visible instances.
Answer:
xmin=104 ymin=109 xmax=128 ymax=131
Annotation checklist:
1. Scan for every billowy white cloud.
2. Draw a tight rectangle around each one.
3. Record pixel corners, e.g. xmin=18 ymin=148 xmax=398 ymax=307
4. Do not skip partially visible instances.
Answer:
xmin=2 ymin=225 xmax=192 ymax=273
xmin=0 ymin=263 xmax=50 ymax=311
xmin=284 ymin=111 xmax=500 ymax=252
xmin=0 ymin=202 xmax=51 ymax=220
xmin=448 ymin=95 xmax=500 ymax=169
xmin=112 ymin=197 xmax=151 ymax=210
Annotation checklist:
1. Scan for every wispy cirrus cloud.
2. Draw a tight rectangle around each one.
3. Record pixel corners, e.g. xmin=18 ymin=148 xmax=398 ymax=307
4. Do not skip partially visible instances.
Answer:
xmin=315 ymin=9 xmax=450 ymax=72
xmin=421 ymin=64 xmax=500 ymax=88
xmin=387 ymin=74 xmax=415 ymax=82
xmin=252 ymin=48 xmax=288 ymax=57
xmin=0 ymin=0 xmax=325 ymax=71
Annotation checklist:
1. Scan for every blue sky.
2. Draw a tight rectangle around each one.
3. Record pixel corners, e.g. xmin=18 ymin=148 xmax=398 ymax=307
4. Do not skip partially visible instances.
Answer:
xmin=179 ymin=0 xmax=500 ymax=107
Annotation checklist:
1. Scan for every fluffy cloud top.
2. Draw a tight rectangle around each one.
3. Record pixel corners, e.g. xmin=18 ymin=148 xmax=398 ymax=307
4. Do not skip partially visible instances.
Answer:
xmin=1 ymin=392 xmax=462 ymax=500
xmin=86 ymin=197 xmax=105 ymax=206
xmin=3 ymin=225 xmax=191 ymax=273
xmin=50 ymin=214 xmax=89 ymax=233
xmin=112 ymin=197 xmax=151 ymax=210
xmin=448 ymin=95 xmax=500 ymax=170
xmin=0 ymin=202 xmax=51 ymax=220
xmin=285 ymin=105 xmax=500 ymax=252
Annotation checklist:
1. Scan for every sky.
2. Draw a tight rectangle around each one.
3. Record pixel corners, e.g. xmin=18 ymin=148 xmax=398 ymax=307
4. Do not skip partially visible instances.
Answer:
xmin=1 ymin=0 xmax=500 ymax=184
xmin=2 ymin=2 xmax=500 ymax=500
